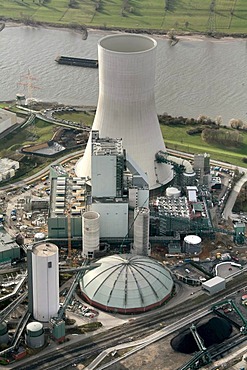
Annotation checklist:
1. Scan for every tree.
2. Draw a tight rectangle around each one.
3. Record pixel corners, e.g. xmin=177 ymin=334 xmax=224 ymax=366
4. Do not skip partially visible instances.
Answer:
xmin=215 ymin=115 xmax=222 ymax=126
xmin=229 ymin=118 xmax=243 ymax=130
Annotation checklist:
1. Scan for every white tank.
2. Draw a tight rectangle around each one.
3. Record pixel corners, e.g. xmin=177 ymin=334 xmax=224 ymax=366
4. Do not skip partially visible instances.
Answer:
xmin=133 ymin=207 xmax=150 ymax=256
xmin=183 ymin=235 xmax=202 ymax=254
xmin=166 ymin=187 xmax=181 ymax=198
xmin=75 ymin=34 xmax=173 ymax=190
xmin=31 ymin=242 xmax=59 ymax=322
xmin=25 ymin=321 xmax=44 ymax=348
xmin=82 ymin=211 xmax=100 ymax=258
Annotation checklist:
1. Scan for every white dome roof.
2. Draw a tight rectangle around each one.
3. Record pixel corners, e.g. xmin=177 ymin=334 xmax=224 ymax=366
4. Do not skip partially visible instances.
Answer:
xmin=80 ymin=254 xmax=174 ymax=313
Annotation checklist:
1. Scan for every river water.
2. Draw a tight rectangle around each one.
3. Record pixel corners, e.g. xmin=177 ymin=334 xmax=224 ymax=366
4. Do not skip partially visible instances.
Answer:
xmin=1 ymin=25 xmax=247 ymax=125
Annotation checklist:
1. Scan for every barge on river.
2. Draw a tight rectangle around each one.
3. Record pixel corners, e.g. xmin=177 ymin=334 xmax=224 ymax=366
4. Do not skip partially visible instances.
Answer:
xmin=55 ymin=56 xmax=98 ymax=68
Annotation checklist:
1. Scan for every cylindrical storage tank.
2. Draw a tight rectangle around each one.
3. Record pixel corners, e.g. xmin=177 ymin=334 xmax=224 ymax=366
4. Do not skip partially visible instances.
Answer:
xmin=183 ymin=235 xmax=202 ymax=255
xmin=25 ymin=322 xmax=44 ymax=349
xmin=182 ymin=172 xmax=196 ymax=186
xmin=31 ymin=243 xmax=59 ymax=322
xmin=133 ymin=207 xmax=150 ymax=256
xmin=166 ymin=187 xmax=181 ymax=199
xmin=34 ymin=232 xmax=46 ymax=243
xmin=82 ymin=211 xmax=100 ymax=258
xmin=75 ymin=34 xmax=173 ymax=190
xmin=0 ymin=322 xmax=9 ymax=344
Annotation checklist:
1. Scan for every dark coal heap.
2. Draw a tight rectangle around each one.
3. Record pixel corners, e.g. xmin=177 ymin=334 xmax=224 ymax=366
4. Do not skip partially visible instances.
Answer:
xmin=171 ymin=317 xmax=232 ymax=354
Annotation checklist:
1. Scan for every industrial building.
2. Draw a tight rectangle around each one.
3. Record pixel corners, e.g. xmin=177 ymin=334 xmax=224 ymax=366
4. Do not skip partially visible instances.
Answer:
xmin=75 ymin=34 xmax=173 ymax=190
xmin=90 ymin=131 xmax=129 ymax=240
xmin=0 ymin=231 xmax=20 ymax=264
xmin=48 ymin=174 xmax=87 ymax=239
xmin=193 ymin=153 xmax=210 ymax=185
xmin=27 ymin=242 xmax=59 ymax=322
xmin=202 ymin=276 xmax=226 ymax=295
xmin=0 ymin=158 xmax=19 ymax=182
xmin=152 ymin=191 xmax=212 ymax=236
xmin=80 ymin=254 xmax=174 ymax=313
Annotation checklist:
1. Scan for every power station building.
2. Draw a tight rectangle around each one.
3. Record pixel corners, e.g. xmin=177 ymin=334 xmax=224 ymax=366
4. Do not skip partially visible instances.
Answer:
xmin=48 ymin=172 xmax=87 ymax=239
xmin=75 ymin=33 xmax=173 ymax=190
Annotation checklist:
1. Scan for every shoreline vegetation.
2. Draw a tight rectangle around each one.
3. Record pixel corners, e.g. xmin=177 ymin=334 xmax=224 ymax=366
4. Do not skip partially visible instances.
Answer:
xmin=2 ymin=18 xmax=247 ymax=41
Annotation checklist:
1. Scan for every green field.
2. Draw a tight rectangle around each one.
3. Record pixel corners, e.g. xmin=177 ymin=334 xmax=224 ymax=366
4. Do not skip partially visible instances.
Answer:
xmin=161 ymin=123 xmax=247 ymax=168
xmin=1 ymin=0 xmax=247 ymax=34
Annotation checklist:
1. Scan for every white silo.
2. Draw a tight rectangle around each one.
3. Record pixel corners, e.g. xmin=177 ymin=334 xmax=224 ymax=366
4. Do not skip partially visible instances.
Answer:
xmin=82 ymin=211 xmax=100 ymax=258
xmin=75 ymin=34 xmax=173 ymax=190
xmin=25 ymin=322 xmax=44 ymax=348
xmin=133 ymin=207 xmax=150 ymax=256
xmin=31 ymin=242 xmax=59 ymax=322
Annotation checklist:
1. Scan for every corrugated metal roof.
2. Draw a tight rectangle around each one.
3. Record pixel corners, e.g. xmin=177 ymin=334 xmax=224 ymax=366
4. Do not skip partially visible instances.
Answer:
xmin=80 ymin=254 xmax=174 ymax=311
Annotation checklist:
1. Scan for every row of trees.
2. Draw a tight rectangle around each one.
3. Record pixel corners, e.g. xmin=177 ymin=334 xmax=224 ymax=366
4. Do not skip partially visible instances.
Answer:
xmin=202 ymin=127 xmax=243 ymax=147
xmin=159 ymin=113 xmax=247 ymax=131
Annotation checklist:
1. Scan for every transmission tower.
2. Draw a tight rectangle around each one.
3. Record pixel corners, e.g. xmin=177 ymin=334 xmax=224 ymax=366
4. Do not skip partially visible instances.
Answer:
xmin=206 ymin=0 xmax=217 ymax=34
xmin=18 ymin=69 xmax=40 ymax=107
xmin=18 ymin=70 xmax=40 ymax=139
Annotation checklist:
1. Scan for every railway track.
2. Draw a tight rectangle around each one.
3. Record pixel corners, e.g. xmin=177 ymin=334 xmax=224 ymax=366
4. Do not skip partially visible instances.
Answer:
xmin=14 ymin=278 xmax=247 ymax=370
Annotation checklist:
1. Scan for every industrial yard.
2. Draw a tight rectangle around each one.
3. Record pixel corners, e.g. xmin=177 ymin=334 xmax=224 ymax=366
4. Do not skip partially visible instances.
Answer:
xmin=0 ymin=31 xmax=246 ymax=370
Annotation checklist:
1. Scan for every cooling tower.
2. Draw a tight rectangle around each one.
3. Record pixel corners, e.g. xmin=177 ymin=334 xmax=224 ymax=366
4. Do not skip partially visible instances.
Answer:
xmin=75 ymin=34 xmax=173 ymax=190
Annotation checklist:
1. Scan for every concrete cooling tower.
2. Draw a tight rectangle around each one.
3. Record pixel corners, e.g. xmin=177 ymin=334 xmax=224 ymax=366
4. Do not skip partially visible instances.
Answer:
xmin=75 ymin=34 xmax=173 ymax=190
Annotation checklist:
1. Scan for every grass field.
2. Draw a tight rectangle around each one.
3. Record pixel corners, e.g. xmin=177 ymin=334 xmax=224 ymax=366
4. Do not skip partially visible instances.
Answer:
xmin=160 ymin=123 xmax=247 ymax=168
xmin=1 ymin=0 xmax=247 ymax=34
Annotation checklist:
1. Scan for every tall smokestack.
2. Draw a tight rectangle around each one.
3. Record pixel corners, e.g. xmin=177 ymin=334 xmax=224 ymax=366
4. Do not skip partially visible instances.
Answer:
xmin=75 ymin=34 xmax=173 ymax=189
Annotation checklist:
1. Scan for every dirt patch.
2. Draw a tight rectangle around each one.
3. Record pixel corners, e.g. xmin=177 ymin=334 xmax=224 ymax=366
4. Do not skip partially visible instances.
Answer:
xmin=107 ymin=335 xmax=192 ymax=370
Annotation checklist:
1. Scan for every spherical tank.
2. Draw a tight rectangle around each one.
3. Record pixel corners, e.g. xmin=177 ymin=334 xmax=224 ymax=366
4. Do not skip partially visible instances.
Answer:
xmin=133 ymin=207 xmax=150 ymax=256
xmin=31 ymin=243 xmax=59 ymax=322
xmin=82 ymin=211 xmax=100 ymax=258
xmin=75 ymin=34 xmax=173 ymax=190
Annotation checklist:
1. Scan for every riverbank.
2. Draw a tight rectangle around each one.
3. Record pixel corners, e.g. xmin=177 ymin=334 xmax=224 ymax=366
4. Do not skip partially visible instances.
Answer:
xmin=2 ymin=18 xmax=247 ymax=42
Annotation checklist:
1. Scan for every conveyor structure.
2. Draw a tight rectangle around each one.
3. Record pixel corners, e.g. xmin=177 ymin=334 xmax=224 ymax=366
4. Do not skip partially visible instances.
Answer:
xmin=212 ymin=299 xmax=247 ymax=335
xmin=178 ymin=324 xmax=211 ymax=370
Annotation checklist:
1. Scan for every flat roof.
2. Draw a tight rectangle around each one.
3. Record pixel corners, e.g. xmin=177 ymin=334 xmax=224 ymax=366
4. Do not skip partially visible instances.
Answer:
xmin=202 ymin=276 xmax=225 ymax=288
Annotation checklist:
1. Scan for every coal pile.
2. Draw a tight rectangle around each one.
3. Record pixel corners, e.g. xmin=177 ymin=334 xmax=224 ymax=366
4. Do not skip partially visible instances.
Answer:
xmin=171 ymin=317 xmax=232 ymax=354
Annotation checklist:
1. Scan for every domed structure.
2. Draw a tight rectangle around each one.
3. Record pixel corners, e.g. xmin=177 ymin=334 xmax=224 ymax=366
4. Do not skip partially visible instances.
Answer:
xmin=80 ymin=254 xmax=174 ymax=314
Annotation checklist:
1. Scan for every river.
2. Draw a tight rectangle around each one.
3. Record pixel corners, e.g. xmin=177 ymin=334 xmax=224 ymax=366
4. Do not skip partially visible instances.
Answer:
xmin=1 ymin=24 xmax=247 ymax=125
